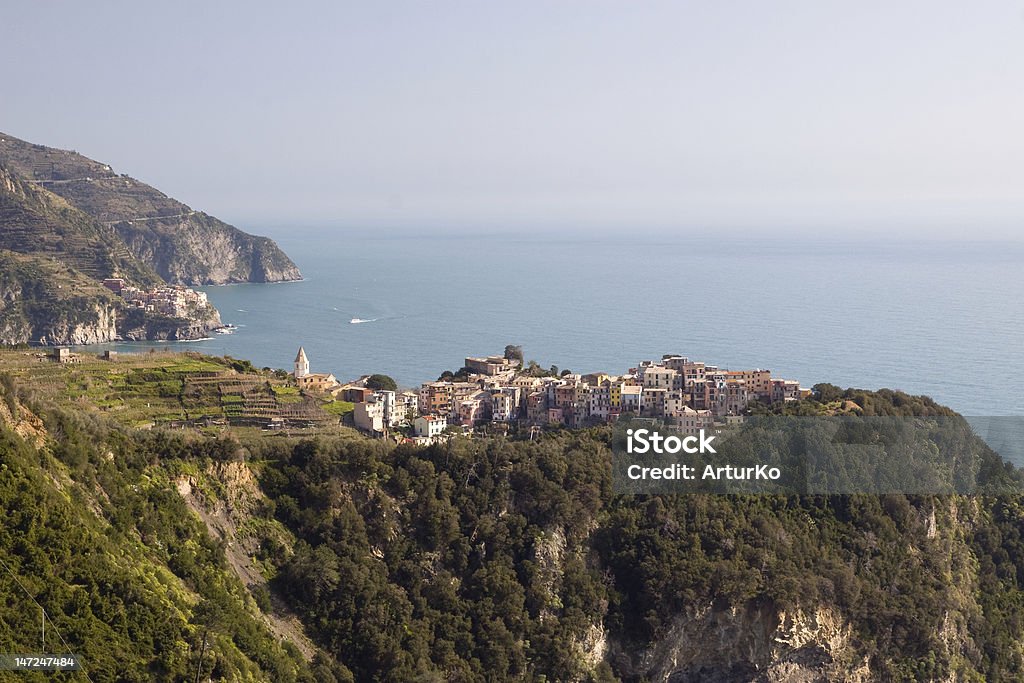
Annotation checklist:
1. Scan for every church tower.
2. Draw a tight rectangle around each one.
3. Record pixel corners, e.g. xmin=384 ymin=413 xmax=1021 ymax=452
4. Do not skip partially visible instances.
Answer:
xmin=294 ymin=346 xmax=309 ymax=378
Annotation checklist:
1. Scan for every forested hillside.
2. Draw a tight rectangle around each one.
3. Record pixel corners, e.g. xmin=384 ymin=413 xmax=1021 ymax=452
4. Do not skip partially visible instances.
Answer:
xmin=3 ymin=358 xmax=1024 ymax=681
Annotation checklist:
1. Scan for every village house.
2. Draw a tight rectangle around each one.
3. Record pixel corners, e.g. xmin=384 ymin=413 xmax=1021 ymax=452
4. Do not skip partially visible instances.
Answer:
xmin=414 ymin=414 xmax=447 ymax=438
xmin=489 ymin=387 xmax=520 ymax=422
xmin=419 ymin=381 xmax=479 ymax=419
xmin=620 ymin=384 xmax=643 ymax=414
xmin=329 ymin=384 xmax=374 ymax=403
xmin=674 ymin=406 xmax=715 ymax=432
xmin=397 ymin=391 xmax=419 ymax=422
xmin=353 ymin=398 xmax=386 ymax=434
xmin=458 ymin=393 xmax=488 ymax=425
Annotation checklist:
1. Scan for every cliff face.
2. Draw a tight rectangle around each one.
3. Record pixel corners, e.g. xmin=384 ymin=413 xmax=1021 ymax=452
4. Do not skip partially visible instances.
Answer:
xmin=0 ymin=132 xmax=301 ymax=285
xmin=616 ymin=603 xmax=869 ymax=682
xmin=0 ymin=297 xmax=118 ymax=345
xmin=118 ymin=304 xmax=222 ymax=342
xmin=33 ymin=300 xmax=119 ymax=345
xmin=114 ymin=213 xmax=302 ymax=284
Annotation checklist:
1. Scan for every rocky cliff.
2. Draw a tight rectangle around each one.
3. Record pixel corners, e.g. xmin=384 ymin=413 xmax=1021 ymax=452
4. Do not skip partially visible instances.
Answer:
xmin=0 ymin=132 xmax=301 ymax=285
xmin=117 ymin=304 xmax=223 ymax=342
xmin=617 ymin=603 xmax=870 ymax=682
xmin=113 ymin=212 xmax=302 ymax=284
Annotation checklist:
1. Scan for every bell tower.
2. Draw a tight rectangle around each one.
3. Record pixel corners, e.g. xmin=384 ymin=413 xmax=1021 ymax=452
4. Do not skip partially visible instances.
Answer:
xmin=294 ymin=346 xmax=309 ymax=378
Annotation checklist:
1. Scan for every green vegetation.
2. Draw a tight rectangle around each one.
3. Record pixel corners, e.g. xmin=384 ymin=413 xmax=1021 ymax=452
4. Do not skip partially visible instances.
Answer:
xmin=247 ymin=398 xmax=1024 ymax=680
xmin=747 ymin=382 xmax=960 ymax=418
xmin=322 ymin=400 xmax=355 ymax=416
xmin=0 ymin=384 xmax=336 ymax=681
xmin=503 ymin=344 xmax=524 ymax=364
xmin=521 ymin=359 xmax=561 ymax=377
xmin=0 ymin=349 xmax=340 ymax=432
xmin=272 ymin=385 xmax=304 ymax=404
xmin=4 ymin=354 xmax=1024 ymax=680
xmin=437 ymin=366 xmax=475 ymax=382
xmin=365 ymin=374 xmax=398 ymax=392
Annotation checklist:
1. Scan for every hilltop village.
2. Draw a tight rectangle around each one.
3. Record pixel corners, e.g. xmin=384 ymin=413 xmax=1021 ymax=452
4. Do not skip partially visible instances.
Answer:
xmin=292 ymin=347 xmax=809 ymax=441
xmin=102 ymin=277 xmax=213 ymax=319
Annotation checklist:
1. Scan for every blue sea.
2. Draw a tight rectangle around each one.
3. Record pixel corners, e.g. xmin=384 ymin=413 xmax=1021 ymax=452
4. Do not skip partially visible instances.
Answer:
xmin=86 ymin=230 xmax=1024 ymax=418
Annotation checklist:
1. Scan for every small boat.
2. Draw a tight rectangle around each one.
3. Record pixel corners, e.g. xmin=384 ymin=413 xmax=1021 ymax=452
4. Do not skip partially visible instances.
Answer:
xmin=350 ymin=318 xmax=374 ymax=324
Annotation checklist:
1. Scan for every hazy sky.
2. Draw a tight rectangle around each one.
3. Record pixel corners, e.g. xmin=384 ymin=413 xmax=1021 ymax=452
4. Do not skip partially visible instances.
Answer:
xmin=3 ymin=1 xmax=1024 ymax=237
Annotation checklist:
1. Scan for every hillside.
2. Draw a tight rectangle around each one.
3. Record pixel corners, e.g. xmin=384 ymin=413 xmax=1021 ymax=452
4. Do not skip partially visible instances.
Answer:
xmin=0 ymin=133 xmax=301 ymax=285
xmin=3 ymin=352 xmax=1024 ymax=680
xmin=0 ymin=165 xmax=160 ymax=287
xmin=0 ymin=147 xmax=228 ymax=344
xmin=0 ymin=160 xmax=225 ymax=344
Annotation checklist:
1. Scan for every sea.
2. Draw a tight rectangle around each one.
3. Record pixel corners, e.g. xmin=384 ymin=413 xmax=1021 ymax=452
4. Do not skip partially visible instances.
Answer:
xmin=80 ymin=229 xmax=1024 ymax=419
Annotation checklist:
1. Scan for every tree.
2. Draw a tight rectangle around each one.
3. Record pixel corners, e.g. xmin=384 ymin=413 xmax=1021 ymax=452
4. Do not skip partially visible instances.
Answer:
xmin=365 ymin=374 xmax=397 ymax=391
xmin=503 ymin=345 xmax=524 ymax=364
xmin=813 ymin=383 xmax=844 ymax=403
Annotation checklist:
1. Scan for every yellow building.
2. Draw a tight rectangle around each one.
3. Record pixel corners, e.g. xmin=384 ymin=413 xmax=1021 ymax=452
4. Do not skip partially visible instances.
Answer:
xmin=609 ymin=382 xmax=622 ymax=408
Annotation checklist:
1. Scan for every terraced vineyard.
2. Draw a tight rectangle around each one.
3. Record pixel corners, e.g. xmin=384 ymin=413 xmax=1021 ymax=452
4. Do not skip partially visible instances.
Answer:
xmin=0 ymin=349 xmax=340 ymax=431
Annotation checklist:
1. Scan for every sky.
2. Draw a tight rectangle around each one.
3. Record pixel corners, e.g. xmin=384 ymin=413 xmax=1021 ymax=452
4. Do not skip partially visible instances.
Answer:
xmin=2 ymin=1 xmax=1024 ymax=238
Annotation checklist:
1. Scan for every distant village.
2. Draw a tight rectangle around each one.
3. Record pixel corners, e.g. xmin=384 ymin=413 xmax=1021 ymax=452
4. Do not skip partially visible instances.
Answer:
xmin=102 ymin=277 xmax=210 ymax=318
xmin=292 ymin=347 xmax=810 ymax=443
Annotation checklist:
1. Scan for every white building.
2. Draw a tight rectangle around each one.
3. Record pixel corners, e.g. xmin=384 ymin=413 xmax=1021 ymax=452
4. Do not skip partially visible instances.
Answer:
xmin=354 ymin=399 xmax=386 ymax=434
xmin=414 ymin=415 xmax=447 ymax=438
